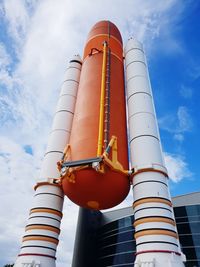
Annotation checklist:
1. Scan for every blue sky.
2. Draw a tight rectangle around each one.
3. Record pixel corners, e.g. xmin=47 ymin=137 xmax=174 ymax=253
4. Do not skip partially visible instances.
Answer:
xmin=0 ymin=0 xmax=200 ymax=266
xmin=149 ymin=3 xmax=200 ymax=195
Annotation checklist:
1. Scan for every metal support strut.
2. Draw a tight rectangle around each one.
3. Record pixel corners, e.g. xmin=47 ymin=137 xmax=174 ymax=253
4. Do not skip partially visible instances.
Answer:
xmin=104 ymin=47 xmax=111 ymax=149
xmin=57 ymin=135 xmax=130 ymax=184
xmin=97 ymin=41 xmax=107 ymax=157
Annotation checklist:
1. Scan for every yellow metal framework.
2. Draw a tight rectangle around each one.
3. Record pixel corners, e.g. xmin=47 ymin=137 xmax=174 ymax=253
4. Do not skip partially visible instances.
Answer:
xmin=97 ymin=41 xmax=107 ymax=156
xmin=102 ymin=135 xmax=129 ymax=175
xmin=57 ymin=135 xmax=129 ymax=184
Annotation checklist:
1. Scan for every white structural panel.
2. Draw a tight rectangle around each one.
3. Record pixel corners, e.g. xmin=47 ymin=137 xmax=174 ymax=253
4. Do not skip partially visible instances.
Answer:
xmin=14 ymin=55 xmax=82 ymax=267
xmin=40 ymin=56 xmax=82 ymax=180
xmin=124 ymin=39 xmax=185 ymax=267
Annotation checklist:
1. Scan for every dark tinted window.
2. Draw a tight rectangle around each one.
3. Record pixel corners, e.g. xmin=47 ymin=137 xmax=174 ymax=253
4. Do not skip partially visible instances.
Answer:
xmin=97 ymin=252 xmax=135 ymax=266
xmin=186 ymin=205 xmax=200 ymax=217
xmin=176 ymin=216 xmax=200 ymax=223
xmin=99 ymin=229 xmax=134 ymax=247
xmin=99 ymin=240 xmax=136 ymax=257
xmin=175 ymin=205 xmax=200 ymax=266
xmin=95 ymin=216 xmax=135 ymax=266
xmin=99 ymin=225 xmax=134 ymax=238
xmin=100 ymin=216 xmax=134 ymax=235
xmin=185 ymin=260 xmax=200 ymax=267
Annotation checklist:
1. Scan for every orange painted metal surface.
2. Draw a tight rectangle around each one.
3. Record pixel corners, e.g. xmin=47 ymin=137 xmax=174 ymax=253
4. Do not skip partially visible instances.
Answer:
xmin=61 ymin=21 xmax=130 ymax=210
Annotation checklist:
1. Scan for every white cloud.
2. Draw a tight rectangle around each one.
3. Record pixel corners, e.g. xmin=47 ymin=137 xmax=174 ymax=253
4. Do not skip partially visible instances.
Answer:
xmin=180 ymin=85 xmax=193 ymax=99
xmin=173 ymin=133 xmax=184 ymax=142
xmin=3 ymin=0 xmax=30 ymax=48
xmin=188 ymin=64 xmax=200 ymax=81
xmin=56 ymin=200 xmax=79 ymax=267
xmin=0 ymin=42 xmax=11 ymax=68
xmin=159 ymin=106 xmax=193 ymax=142
xmin=177 ymin=106 xmax=193 ymax=132
xmin=164 ymin=152 xmax=193 ymax=183
xmin=0 ymin=0 xmax=192 ymax=266
xmin=0 ymin=42 xmax=15 ymax=89
xmin=0 ymin=136 xmax=39 ymax=264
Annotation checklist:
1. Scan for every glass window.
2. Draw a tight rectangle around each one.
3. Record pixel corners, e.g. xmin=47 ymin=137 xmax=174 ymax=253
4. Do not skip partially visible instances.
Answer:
xmin=118 ymin=216 xmax=133 ymax=228
xmin=190 ymin=222 xmax=200 ymax=234
xmin=177 ymin=222 xmax=200 ymax=235
xmin=97 ymin=252 xmax=135 ymax=266
xmin=182 ymin=247 xmax=198 ymax=261
xmin=99 ymin=240 xmax=136 ymax=257
xmin=116 ymin=231 xmax=134 ymax=243
xmin=100 ymin=216 xmax=134 ymax=234
xmin=115 ymin=241 xmax=136 ymax=254
xmin=113 ymin=252 xmax=134 ymax=265
xmin=177 ymin=222 xmax=192 ymax=234
xmin=192 ymin=234 xmax=200 ymax=247
xmin=186 ymin=205 xmax=200 ymax=217
xmin=100 ymin=220 xmax=118 ymax=233
xmin=176 ymin=216 xmax=189 ymax=223
xmin=176 ymin=215 xmax=200 ymax=223
xmin=174 ymin=206 xmax=187 ymax=218
xmin=99 ymin=225 xmax=134 ymax=239
xmin=185 ymin=260 xmax=200 ymax=267
xmin=99 ymin=230 xmax=134 ymax=247
xmin=179 ymin=234 xmax=196 ymax=247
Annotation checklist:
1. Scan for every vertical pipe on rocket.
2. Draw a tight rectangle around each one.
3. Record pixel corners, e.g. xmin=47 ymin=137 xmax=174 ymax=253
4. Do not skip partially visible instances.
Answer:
xmin=97 ymin=41 xmax=107 ymax=157
xmin=14 ymin=55 xmax=82 ymax=267
xmin=124 ymin=38 xmax=185 ymax=266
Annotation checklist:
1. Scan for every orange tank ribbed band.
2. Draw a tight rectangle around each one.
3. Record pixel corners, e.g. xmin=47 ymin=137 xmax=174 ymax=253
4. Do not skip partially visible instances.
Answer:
xmin=134 ymin=217 xmax=176 ymax=227
xmin=25 ymin=225 xmax=60 ymax=234
xmin=22 ymin=235 xmax=59 ymax=245
xmin=133 ymin=197 xmax=172 ymax=208
xmin=30 ymin=208 xmax=63 ymax=218
xmin=135 ymin=229 xmax=178 ymax=239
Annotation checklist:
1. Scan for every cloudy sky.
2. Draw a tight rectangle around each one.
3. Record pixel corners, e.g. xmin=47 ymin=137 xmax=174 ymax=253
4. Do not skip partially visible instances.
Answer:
xmin=0 ymin=0 xmax=200 ymax=266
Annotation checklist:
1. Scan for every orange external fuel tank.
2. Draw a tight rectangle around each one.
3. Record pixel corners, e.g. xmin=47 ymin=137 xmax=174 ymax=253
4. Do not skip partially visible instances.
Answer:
xmin=60 ymin=21 xmax=130 ymax=210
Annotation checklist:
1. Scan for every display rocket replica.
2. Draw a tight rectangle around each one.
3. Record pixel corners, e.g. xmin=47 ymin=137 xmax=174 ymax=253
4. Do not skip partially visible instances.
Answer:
xmin=14 ymin=21 xmax=186 ymax=267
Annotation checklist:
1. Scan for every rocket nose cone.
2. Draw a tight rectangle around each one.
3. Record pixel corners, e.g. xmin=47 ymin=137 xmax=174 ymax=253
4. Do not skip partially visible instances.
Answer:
xmin=69 ymin=54 xmax=82 ymax=66
xmin=83 ymin=21 xmax=123 ymax=60
xmin=86 ymin=20 xmax=123 ymax=45
xmin=124 ymin=38 xmax=143 ymax=55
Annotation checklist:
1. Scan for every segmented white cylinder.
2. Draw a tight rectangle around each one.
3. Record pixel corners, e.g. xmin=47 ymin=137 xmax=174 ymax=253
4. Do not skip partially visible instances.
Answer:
xmin=124 ymin=39 xmax=185 ymax=266
xmin=14 ymin=55 xmax=82 ymax=267
xmin=40 ymin=56 xmax=82 ymax=180
xmin=14 ymin=185 xmax=63 ymax=267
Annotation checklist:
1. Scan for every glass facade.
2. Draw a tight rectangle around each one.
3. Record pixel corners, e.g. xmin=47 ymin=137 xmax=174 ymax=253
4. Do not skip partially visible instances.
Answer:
xmin=175 ymin=205 xmax=200 ymax=267
xmin=72 ymin=202 xmax=200 ymax=267
xmin=94 ymin=205 xmax=200 ymax=266
xmin=95 ymin=216 xmax=135 ymax=266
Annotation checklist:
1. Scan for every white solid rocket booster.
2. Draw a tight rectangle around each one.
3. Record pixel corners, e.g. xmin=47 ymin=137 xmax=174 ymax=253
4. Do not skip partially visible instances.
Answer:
xmin=124 ymin=38 xmax=185 ymax=267
xmin=14 ymin=55 xmax=82 ymax=267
